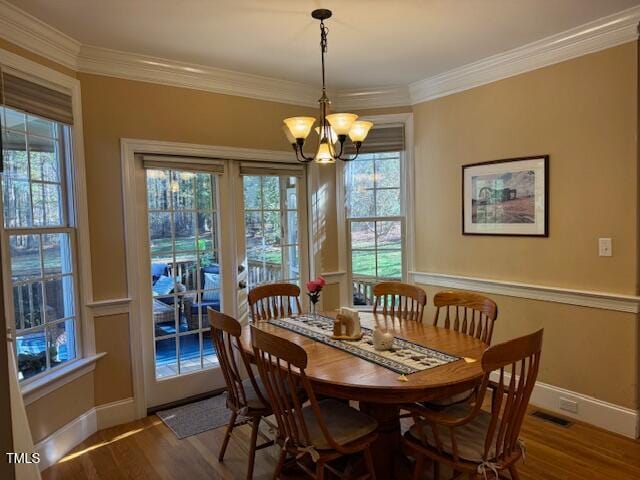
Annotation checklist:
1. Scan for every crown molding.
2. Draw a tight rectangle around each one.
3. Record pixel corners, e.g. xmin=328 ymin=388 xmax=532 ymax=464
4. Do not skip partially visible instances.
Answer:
xmin=1 ymin=1 xmax=638 ymax=109
xmin=333 ymin=85 xmax=411 ymax=110
xmin=77 ymin=44 xmax=320 ymax=107
xmin=409 ymin=5 xmax=640 ymax=104
xmin=0 ymin=0 xmax=80 ymax=70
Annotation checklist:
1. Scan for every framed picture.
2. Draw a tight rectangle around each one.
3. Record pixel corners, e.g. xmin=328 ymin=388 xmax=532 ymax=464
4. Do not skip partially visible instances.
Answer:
xmin=462 ymin=155 xmax=549 ymax=236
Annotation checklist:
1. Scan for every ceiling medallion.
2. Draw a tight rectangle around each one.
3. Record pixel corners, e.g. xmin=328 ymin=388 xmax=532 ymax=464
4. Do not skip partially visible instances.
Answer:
xmin=282 ymin=9 xmax=373 ymax=164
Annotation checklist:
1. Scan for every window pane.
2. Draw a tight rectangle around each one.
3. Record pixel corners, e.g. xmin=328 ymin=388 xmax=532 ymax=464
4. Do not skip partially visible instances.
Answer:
xmin=171 ymin=171 xmax=195 ymax=209
xmin=149 ymin=212 xmax=173 ymax=260
xmin=44 ymin=276 xmax=75 ymax=321
xmin=2 ymin=130 xmax=29 ymax=179
xmin=155 ymin=337 xmax=177 ymax=378
xmin=351 ymin=221 xmax=375 ymax=250
xmin=174 ymin=211 xmax=196 ymax=253
xmin=245 ymin=211 xmax=263 ymax=251
xmin=377 ymin=221 xmax=402 ymax=249
xmin=4 ymin=107 xmax=26 ymax=132
xmin=375 ymin=157 xmax=400 ymax=188
xmin=196 ymin=173 xmax=214 ymax=210
xmin=348 ymin=189 xmax=374 ymax=218
xmin=285 ymin=177 xmax=297 ymax=209
xmin=243 ymin=175 xmax=261 ymax=210
xmin=42 ymin=233 xmax=73 ymax=276
xmin=376 ymin=188 xmax=400 ymax=216
xmin=180 ymin=333 xmax=201 ymax=374
xmin=197 ymin=212 xmax=216 ymax=253
xmin=284 ymin=210 xmax=298 ymax=245
xmin=32 ymin=183 xmax=63 ymax=227
xmin=29 ymin=137 xmax=60 ymax=182
xmin=284 ymin=245 xmax=299 ymax=280
xmin=146 ymin=170 xmax=169 ymax=210
xmin=262 ymin=176 xmax=280 ymax=210
xmin=263 ymin=211 xmax=281 ymax=246
xmin=16 ymin=330 xmax=47 ymax=380
xmin=10 ymin=235 xmax=41 ymax=279
xmin=47 ymin=320 xmax=76 ymax=368
xmin=3 ymin=177 xmax=32 ymax=228
xmin=202 ymin=330 xmax=217 ymax=369
xmin=13 ymin=282 xmax=44 ymax=330
xmin=28 ymin=115 xmax=58 ymax=138
xmin=352 ymin=251 xmax=376 ymax=277
xmin=377 ymin=250 xmax=402 ymax=279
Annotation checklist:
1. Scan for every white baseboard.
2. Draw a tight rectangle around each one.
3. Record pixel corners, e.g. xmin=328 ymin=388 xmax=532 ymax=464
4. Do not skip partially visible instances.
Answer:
xmin=35 ymin=408 xmax=96 ymax=471
xmin=35 ymin=397 xmax=137 ymax=471
xmin=490 ymin=372 xmax=639 ymax=438
xmin=96 ymin=397 xmax=136 ymax=430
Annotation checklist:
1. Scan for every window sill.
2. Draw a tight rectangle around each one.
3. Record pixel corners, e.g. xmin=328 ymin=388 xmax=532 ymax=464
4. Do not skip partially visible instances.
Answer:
xmin=21 ymin=352 xmax=107 ymax=406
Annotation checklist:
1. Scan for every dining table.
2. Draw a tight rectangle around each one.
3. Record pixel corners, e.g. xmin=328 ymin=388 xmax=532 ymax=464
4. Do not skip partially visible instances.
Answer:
xmin=239 ymin=311 xmax=488 ymax=478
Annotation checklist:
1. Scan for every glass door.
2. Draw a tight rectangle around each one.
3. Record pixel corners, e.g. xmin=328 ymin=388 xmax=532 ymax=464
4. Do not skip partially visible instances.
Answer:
xmin=142 ymin=165 xmax=226 ymax=407
xmin=243 ymin=174 xmax=302 ymax=289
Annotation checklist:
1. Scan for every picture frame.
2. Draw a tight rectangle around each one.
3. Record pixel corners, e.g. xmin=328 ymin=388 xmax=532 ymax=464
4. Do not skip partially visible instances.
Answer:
xmin=462 ymin=155 xmax=549 ymax=236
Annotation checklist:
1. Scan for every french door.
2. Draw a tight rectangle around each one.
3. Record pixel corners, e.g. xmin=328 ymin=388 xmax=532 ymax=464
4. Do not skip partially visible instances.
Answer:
xmin=137 ymin=157 xmax=307 ymax=408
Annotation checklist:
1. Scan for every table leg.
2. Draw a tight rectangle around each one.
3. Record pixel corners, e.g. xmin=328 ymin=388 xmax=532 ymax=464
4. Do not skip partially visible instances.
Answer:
xmin=359 ymin=402 xmax=402 ymax=478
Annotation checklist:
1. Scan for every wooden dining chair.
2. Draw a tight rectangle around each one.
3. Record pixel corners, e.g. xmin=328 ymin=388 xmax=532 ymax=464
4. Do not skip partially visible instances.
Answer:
xmin=372 ymin=281 xmax=427 ymax=321
xmin=433 ymin=291 xmax=498 ymax=344
xmin=208 ymin=309 xmax=274 ymax=480
xmin=251 ymin=326 xmax=378 ymax=480
xmin=248 ymin=282 xmax=302 ymax=321
xmin=403 ymin=329 xmax=543 ymax=480
xmin=427 ymin=291 xmax=499 ymax=408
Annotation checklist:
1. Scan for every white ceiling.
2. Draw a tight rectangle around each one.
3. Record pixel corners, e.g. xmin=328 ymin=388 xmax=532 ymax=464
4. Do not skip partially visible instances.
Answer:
xmin=7 ymin=0 xmax=640 ymax=90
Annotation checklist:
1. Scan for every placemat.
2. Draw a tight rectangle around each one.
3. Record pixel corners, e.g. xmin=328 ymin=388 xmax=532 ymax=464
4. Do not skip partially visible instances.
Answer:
xmin=266 ymin=314 xmax=459 ymax=375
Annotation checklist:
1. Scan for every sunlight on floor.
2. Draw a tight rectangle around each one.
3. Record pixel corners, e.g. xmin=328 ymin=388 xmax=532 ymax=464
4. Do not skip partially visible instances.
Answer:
xmin=58 ymin=424 xmax=156 ymax=463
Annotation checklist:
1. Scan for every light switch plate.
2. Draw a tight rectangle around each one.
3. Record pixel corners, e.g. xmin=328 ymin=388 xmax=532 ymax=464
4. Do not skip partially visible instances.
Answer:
xmin=598 ymin=238 xmax=612 ymax=257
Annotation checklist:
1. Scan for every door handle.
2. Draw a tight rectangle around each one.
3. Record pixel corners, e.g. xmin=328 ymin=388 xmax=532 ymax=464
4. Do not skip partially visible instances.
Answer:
xmin=238 ymin=280 xmax=247 ymax=289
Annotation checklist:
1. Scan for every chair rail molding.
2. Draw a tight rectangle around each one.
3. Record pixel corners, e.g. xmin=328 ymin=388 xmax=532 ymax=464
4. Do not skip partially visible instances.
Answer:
xmin=86 ymin=297 xmax=132 ymax=317
xmin=2 ymin=0 xmax=639 ymax=108
xmin=411 ymin=271 xmax=640 ymax=313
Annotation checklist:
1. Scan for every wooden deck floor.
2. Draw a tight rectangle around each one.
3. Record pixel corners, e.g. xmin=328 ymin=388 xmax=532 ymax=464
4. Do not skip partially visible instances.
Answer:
xmin=42 ymin=405 xmax=640 ymax=480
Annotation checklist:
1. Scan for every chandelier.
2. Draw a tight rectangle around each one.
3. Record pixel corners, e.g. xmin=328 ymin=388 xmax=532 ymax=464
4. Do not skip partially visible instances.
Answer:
xmin=282 ymin=9 xmax=373 ymax=164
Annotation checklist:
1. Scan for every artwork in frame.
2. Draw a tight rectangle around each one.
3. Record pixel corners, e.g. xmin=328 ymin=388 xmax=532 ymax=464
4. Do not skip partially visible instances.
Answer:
xmin=462 ymin=156 xmax=549 ymax=236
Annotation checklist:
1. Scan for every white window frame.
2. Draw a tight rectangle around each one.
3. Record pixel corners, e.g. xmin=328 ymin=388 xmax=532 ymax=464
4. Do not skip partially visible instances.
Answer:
xmin=0 ymin=48 xmax=97 ymax=404
xmin=335 ymin=113 xmax=415 ymax=309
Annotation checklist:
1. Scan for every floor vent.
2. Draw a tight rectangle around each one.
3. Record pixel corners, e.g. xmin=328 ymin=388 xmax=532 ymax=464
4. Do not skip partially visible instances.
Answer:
xmin=530 ymin=410 xmax=572 ymax=427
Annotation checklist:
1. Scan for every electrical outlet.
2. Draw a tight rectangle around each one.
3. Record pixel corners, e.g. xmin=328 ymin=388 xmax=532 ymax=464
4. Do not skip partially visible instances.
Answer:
xmin=598 ymin=238 xmax=612 ymax=257
xmin=559 ymin=397 xmax=578 ymax=414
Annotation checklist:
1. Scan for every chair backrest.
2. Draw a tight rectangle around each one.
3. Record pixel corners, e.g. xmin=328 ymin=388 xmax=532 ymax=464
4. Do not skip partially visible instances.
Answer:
xmin=372 ymin=281 xmax=427 ymax=321
xmin=433 ymin=291 xmax=498 ymax=344
xmin=208 ymin=309 xmax=267 ymax=412
xmin=474 ymin=329 xmax=543 ymax=464
xmin=251 ymin=326 xmax=343 ymax=453
xmin=248 ymin=282 xmax=302 ymax=321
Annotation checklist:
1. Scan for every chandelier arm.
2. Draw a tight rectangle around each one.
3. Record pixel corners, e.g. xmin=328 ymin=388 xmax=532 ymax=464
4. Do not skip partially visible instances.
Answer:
xmin=294 ymin=143 xmax=314 ymax=163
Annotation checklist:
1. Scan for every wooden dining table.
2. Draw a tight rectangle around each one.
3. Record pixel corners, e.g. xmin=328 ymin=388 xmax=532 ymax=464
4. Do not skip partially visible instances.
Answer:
xmin=239 ymin=311 xmax=488 ymax=478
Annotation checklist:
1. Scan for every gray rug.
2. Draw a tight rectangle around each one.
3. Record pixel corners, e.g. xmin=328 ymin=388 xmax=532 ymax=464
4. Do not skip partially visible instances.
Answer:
xmin=156 ymin=393 xmax=231 ymax=439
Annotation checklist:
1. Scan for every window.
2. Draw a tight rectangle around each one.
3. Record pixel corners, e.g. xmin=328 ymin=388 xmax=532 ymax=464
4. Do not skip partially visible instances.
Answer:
xmin=1 ymin=105 xmax=79 ymax=381
xmin=243 ymin=175 xmax=300 ymax=289
xmin=346 ymin=151 xmax=404 ymax=305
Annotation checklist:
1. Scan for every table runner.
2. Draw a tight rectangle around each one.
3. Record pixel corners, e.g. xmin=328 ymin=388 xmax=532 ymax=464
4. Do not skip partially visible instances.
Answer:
xmin=266 ymin=314 xmax=459 ymax=375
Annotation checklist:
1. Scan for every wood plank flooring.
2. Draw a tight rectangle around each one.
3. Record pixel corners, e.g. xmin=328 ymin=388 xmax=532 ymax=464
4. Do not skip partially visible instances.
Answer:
xmin=42 ymin=405 xmax=640 ymax=480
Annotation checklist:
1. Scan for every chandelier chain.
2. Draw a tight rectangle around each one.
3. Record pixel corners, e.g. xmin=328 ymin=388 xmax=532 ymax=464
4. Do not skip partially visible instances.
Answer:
xmin=320 ymin=20 xmax=328 ymax=92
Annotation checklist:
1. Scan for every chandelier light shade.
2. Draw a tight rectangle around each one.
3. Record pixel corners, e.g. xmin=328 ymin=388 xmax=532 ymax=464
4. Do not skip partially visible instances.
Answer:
xmin=283 ymin=9 xmax=373 ymax=163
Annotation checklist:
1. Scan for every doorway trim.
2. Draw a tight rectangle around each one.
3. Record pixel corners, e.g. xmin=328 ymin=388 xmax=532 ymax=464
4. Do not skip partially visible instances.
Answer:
xmin=121 ymin=139 xmax=302 ymax=419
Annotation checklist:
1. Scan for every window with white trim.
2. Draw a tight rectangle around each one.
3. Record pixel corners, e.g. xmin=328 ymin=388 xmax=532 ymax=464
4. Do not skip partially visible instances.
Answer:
xmin=1 ymin=105 xmax=79 ymax=382
xmin=345 ymin=126 xmax=405 ymax=306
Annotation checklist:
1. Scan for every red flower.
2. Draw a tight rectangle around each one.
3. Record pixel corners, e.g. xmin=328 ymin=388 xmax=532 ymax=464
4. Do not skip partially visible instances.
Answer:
xmin=306 ymin=277 xmax=325 ymax=293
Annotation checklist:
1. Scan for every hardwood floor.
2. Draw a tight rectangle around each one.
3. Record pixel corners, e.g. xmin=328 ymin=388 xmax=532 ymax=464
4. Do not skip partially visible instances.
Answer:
xmin=42 ymin=405 xmax=640 ymax=480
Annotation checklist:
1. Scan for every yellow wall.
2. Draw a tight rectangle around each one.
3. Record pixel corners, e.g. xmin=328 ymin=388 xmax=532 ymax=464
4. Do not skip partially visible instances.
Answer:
xmin=25 ymin=372 xmax=94 ymax=444
xmin=78 ymin=73 xmax=316 ymax=300
xmin=412 ymin=42 xmax=639 ymax=408
xmin=413 ymin=42 xmax=637 ymax=293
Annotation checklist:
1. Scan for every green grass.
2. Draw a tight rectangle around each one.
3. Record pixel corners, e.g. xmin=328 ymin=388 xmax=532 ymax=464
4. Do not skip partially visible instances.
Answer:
xmin=352 ymin=250 xmax=401 ymax=279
